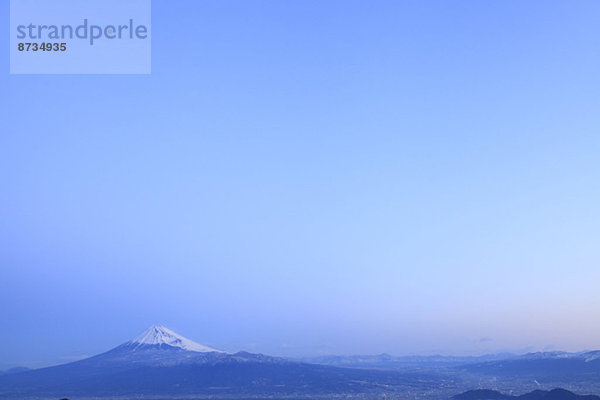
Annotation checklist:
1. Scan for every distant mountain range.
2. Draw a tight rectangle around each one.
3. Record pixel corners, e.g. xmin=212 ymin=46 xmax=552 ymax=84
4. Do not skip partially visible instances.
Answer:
xmin=2 ymin=326 xmax=600 ymax=399
xmin=305 ymin=350 xmax=600 ymax=378
xmin=302 ymin=352 xmax=517 ymax=369
xmin=460 ymin=351 xmax=600 ymax=378
xmin=454 ymin=388 xmax=600 ymax=400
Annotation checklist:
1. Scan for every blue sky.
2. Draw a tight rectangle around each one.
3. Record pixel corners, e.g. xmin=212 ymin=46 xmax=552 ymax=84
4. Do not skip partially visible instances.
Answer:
xmin=1 ymin=0 xmax=600 ymax=369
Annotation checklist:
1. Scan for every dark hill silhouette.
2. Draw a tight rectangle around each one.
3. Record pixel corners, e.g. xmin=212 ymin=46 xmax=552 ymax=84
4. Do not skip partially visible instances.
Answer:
xmin=454 ymin=388 xmax=600 ymax=400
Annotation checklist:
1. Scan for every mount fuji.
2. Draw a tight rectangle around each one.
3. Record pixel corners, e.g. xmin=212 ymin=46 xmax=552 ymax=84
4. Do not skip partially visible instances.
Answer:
xmin=128 ymin=325 xmax=225 ymax=353
xmin=86 ymin=325 xmax=236 ymax=367
xmin=0 ymin=325 xmax=421 ymax=399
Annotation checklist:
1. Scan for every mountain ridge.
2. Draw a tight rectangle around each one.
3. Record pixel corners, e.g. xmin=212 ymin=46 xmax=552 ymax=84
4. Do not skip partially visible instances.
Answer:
xmin=0 ymin=325 xmax=439 ymax=399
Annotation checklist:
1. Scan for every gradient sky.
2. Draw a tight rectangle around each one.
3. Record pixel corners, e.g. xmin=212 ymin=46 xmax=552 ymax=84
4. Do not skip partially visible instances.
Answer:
xmin=2 ymin=0 xmax=600 ymax=369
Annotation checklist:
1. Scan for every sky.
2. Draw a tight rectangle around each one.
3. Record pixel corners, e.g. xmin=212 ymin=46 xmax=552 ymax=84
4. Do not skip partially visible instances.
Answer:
xmin=1 ymin=0 xmax=600 ymax=369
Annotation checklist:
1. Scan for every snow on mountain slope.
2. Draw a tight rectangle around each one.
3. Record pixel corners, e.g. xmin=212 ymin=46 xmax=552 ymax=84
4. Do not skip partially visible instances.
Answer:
xmin=128 ymin=325 xmax=225 ymax=353
xmin=583 ymin=351 xmax=600 ymax=362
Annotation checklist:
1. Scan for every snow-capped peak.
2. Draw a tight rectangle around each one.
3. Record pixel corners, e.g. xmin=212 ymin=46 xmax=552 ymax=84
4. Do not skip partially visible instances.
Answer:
xmin=129 ymin=325 xmax=224 ymax=353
